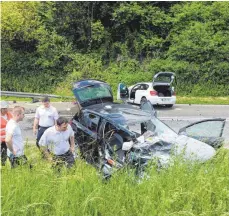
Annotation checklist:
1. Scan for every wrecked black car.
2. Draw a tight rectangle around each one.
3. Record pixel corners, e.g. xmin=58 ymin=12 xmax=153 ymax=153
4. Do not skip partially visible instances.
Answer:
xmin=70 ymin=79 xmax=224 ymax=177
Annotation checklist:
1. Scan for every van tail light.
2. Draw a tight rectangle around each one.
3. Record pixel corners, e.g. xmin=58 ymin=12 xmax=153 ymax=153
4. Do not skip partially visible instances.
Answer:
xmin=172 ymin=91 xmax=176 ymax=96
xmin=150 ymin=90 xmax=158 ymax=96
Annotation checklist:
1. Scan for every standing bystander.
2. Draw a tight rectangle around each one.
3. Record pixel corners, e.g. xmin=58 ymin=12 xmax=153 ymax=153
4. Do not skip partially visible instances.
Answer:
xmin=33 ymin=96 xmax=59 ymax=149
xmin=0 ymin=101 xmax=13 ymax=166
xmin=39 ymin=117 xmax=75 ymax=168
xmin=5 ymin=106 xmax=27 ymax=168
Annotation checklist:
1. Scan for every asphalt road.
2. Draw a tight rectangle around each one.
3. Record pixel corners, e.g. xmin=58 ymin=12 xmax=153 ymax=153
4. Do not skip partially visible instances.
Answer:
xmin=156 ymin=104 xmax=229 ymax=143
xmin=7 ymin=101 xmax=229 ymax=144
xmin=156 ymin=104 xmax=229 ymax=119
xmin=8 ymin=102 xmax=229 ymax=118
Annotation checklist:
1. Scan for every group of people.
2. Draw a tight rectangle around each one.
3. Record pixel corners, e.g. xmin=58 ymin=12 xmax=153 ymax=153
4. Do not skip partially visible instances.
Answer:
xmin=0 ymin=97 xmax=75 ymax=169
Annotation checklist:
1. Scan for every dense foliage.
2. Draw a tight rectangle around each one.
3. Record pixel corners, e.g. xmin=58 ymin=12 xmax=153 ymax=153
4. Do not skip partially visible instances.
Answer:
xmin=1 ymin=2 xmax=229 ymax=96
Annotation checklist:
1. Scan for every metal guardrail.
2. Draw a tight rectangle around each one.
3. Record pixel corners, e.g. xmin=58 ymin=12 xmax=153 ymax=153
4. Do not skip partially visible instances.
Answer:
xmin=1 ymin=91 xmax=74 ymax=102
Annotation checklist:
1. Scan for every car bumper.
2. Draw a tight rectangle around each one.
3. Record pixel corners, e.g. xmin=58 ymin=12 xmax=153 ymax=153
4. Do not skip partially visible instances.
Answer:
xmin=148 ymin=96 xmax=176 ymax=105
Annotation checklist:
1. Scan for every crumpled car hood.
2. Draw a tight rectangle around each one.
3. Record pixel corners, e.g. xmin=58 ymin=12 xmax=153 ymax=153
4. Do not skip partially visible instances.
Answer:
xmin=131 ymin=133 xmax=216 ymax=166
xmin=87 ymin=103 xmax=216 ymax=164
xmin=174 ymin=135 xmax=216 ymax=161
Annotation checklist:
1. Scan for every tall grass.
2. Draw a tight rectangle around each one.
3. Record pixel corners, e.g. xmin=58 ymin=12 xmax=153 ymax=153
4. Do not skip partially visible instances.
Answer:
xmin=1 ymin=145 xmax=229 ymax=216
xmin=176 ymin=96 xmax=229 ymax=105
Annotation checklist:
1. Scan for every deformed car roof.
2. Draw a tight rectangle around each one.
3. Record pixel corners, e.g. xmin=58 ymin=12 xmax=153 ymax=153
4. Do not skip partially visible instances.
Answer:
xmin=84 ymin=102 xmax=152 ymax=125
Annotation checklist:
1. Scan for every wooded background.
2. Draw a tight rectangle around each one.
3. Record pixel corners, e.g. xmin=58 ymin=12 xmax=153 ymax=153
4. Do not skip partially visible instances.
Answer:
xmin=1 ymin=2 xmax=229 ymax=96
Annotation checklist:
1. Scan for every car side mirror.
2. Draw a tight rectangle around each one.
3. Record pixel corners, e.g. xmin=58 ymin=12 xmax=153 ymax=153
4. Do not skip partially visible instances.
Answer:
xmin=117 ymin=83 xmax=129 ymax=101
xmin=140 ymin=100 xmax=157 ymax=117
xmin=178 ymin=128 xmax=187 ymax=135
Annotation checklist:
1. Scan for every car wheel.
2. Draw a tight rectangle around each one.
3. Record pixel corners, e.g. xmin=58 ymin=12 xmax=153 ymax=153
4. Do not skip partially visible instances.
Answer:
xmin=140 ymin=97 xmax=147 ymax=105
xmin=165 ymin=104 xmax=173 ymax=108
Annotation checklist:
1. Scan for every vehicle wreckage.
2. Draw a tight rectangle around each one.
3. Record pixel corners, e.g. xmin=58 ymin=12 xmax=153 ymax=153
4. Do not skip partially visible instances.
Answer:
xmin=70 ymin=79 xmax=226 ymax=178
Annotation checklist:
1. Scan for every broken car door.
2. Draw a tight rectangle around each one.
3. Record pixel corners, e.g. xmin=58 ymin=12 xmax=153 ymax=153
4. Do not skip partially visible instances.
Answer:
xmin=178 ymin=118 xmax=226 ymax=148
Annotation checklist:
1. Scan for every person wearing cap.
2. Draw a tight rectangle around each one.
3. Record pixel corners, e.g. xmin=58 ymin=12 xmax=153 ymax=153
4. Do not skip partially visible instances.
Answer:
xmin=5 ymin=106 xmax=27 ymax=168
xmin=39 ymin=116 xmax=75 ymax=168
xmin=33 ymin=96 xmax=59 ymax=149
xmin=0 ymin=101 xmax=13 ymax=166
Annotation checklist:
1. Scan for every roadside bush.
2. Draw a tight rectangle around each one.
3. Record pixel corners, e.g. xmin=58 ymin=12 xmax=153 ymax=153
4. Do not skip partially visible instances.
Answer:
xmin=2 ymin=2 xmax=229 ymax=97
xmin=54 ymin=56 xmax=229 ymax=97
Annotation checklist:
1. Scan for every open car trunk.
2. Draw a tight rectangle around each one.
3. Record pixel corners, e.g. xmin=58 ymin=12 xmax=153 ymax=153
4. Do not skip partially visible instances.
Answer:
xmin=153 ymin=72 xmax=175 ymax=97
xmin=153 ymin=85 xmax=173 ymax=97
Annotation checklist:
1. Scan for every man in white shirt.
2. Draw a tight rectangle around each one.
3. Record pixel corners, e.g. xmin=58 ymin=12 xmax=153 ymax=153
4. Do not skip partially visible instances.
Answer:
xmin=33 ymin=96 xmax=59 ymax=149
xmin=39 ymin=117 xmax=75 ymax=168
xmin=5 ymin=106 xmax=27 ymax=168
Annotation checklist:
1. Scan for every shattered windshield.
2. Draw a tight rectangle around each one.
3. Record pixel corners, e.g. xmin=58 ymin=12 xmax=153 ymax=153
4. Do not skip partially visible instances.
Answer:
xmin=109 ymin=107 xmax=177 ymax=138
xmin=126 ymin=116 xmax=177 ymax=137
xmin=73 ymin=83 xmax=112 ymax=103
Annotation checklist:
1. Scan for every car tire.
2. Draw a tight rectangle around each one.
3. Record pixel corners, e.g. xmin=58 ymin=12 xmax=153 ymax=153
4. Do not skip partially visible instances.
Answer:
xmin=165 ymin=104 xmax=173 ymax=108
xmin=140 ymin=97 xmax=147 ymax=105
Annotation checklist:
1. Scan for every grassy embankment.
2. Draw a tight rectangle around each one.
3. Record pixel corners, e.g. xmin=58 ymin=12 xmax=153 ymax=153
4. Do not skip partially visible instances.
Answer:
xmin=177 ymin=96 xmax=229 ymax=105
xmin=1 ymin=144 xmax=229 ymax=216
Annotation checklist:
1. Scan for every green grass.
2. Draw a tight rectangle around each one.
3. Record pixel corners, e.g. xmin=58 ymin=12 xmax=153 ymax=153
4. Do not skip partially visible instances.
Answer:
xmin=0 ymin=96 xmax=33 ymax=102
xmin=1 ymin=145 xmax=229 ymax=216
xmin=177 ymin=96 xmax=229 ymax=105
